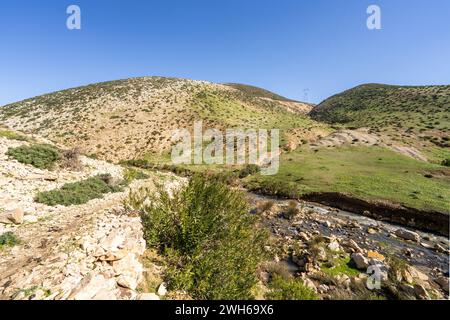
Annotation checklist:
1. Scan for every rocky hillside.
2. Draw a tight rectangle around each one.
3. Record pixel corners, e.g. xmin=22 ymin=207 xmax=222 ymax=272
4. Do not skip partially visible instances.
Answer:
xmin=309 ymin=84 xmax=450 ymax=161
xmin=0 ymin=129 xmax=182 ymax=300
xmin=0 ymin=77 xmax=318 ymax=162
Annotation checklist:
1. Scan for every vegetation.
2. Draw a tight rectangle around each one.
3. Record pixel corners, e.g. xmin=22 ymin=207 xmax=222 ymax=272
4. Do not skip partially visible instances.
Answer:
xmin=0 ymin=232 xmax=21 ymax=249
xmin=310 ymin=84 xmax=450 ymax=135
xmin=123 ymin=167 xmax=149 ymax=182
xmin=245 ymin=146 xmax=450 ymax=213
xmin=127 ymin=175 xmax=268 ymax=299
xmin=35 ymin=174 xmax=123 ymax=206
xmin=283 ymin=201 xmax=300 ymax=220
xmin=6 ymin=144 xmax=60 ymax=169
xmin=265 ymin=275 xmax=318 ymax=300
xmin=0 ymin=129 xmax=30 ymax=141
xmin=224 ymin=83 xmax=300 ymax=102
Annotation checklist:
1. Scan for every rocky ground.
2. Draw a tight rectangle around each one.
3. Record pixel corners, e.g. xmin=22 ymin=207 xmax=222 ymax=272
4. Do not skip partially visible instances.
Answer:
xmin=0 ymin=135 xmax=177 ymax=300
xmin=249 ymin=193 xmax=449 ymax=300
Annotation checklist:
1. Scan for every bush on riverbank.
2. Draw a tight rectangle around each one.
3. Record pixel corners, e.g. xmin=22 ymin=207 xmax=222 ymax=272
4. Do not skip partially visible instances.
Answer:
xmin=128 ymin=175 xmax=268 ymax=299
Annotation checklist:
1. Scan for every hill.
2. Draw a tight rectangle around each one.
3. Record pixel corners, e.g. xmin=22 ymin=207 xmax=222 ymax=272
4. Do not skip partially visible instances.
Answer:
xmin=0 ymin=77 xmax=320 ymax=162
xmin=309 ymin=84 xmax=450 ymax=160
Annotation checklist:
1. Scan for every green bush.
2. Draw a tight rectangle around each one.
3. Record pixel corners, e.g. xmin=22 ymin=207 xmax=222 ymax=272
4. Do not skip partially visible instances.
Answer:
xmin=265 ymin=275 xmax=318 ymax=300
xmin=128 ymin=175 xmax=268 ymax=300
xmin=283 ymin=200 xmax=299 ymax=220
xmin=238 ymin=164 xmax=260 ymax=178
xmin=123 ymin=167 xmax=149 ymax=182
xmin=0 ymin=232 xmax=21 ymax=249
xmin=7 ymin=144 xmax=60 ymax=169
xmin=35 ymin=174 xmax=123 ymax=206
xmin=441 ymin=159 xmax=450 ymax=167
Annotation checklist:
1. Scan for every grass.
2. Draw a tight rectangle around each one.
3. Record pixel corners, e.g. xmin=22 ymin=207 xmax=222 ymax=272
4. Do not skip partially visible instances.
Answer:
xmin=321 ymin=255 xmax=360 ymax=277
xmin=0 ymin=129 xmax=30 ymax=141
xmin=245 ymin=145 xmax=450 ymax=213
xmin=265 ymin=275 xmax=318 ymax=300
xmin=6 ymin=144 xmax=60 ymax=169
xmin=0 ymin=232 xmax=21 ymax=249
xmin=35 ymin=174 xmax=124 ymax=206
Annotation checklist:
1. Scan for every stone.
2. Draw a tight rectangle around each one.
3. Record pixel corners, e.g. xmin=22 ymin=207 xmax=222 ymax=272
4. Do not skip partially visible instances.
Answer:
xmin=157 ymin=282 xmax=167 ymax=296
xmin=138 ymin=293 xmax=160 ymax=300
xmin=414 ymin=284 xmax=429 ymax=300
xmin=367 ymin=227 xmax=377 ymax=235
xmin=327 ymin=241 xmax=341 ymax=252
xmin=435 ymin=276 xmax=449 ymax=293
xmin=395 ymin=229 xmax=420 ymax=242
xmin=367 ymin=251 xmax=385 ymax=261
xmin=116 ymin=275 xmax=138 ymax=290
xmin=0 ymin=208 xmax=24 ymax=224
xmin=351 ymin=253 xmax=369 ymax=270
xmin=341 ymin=239 xmax=363 ymax=253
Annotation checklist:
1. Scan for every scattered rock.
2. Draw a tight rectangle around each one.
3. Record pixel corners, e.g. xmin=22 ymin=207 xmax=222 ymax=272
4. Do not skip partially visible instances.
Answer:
xmin=327 ymin=241 xmax=341 ymax=252
xmin=414 ymin=284 xmax=429 ymax=300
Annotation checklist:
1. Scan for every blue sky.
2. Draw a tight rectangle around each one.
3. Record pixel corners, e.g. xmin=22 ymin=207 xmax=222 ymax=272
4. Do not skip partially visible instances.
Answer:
xmin=0 ymin=0 xmax=449 ymax=105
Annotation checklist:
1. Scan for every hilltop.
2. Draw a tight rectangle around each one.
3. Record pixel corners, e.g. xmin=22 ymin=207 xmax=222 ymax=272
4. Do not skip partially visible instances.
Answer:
xmin=0 ymin=77 xmax=318 ymax=162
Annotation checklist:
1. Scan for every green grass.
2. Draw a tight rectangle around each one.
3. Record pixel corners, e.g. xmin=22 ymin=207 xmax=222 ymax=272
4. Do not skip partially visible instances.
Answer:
xmin=321 ymin=255 xmax=360 ymax=277
xmin=0 ymin=129 xmax=30 ymax=141
xmin=245 ymin=145 xmax=450 ymax=213
xmin=0 ymin=232 xmax=21 ymax=249
xmin=35 ymin=174 xmax=124 ymax=206
xmin=6 ymin=144 xmax=60 ymax=169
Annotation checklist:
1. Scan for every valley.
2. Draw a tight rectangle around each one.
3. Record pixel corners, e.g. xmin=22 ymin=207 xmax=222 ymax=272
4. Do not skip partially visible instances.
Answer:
xmin=0 ymin=77 xmax=449 ymax=300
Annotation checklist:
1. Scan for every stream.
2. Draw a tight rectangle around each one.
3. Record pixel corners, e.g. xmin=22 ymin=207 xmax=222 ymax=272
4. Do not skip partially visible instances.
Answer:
xmin=247 ymin=192 xmax=449 ymax=277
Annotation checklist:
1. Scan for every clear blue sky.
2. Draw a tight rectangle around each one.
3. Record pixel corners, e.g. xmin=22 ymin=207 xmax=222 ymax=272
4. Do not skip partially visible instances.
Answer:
xmin=1 ymin=0 xmax=449 ymax=105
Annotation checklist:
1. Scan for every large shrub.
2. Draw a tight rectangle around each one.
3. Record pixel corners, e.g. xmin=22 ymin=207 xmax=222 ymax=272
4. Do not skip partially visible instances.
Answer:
xmin=128 ymin=175 xmax=268 ymax=299
xmin=7 ymin=144 xmax=60 ymax=169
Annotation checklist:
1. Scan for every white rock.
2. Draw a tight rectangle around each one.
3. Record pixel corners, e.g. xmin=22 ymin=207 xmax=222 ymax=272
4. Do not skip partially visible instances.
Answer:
xmin=351 ymin=253 xmax=369 ymax=270
xmin=157 ymin=282 xmax=168 ymax=296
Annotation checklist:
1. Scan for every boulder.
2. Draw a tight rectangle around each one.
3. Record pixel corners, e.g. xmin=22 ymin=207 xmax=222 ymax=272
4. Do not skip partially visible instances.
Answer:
xmin=414 ymin=284 xmax=429 ymax=300
xmin=395 ymin=229 xmax=420 ymax=242
xmin=351 ymin=253 xmax=369 ymax=270
xmin=435 ymin=276 xmax=449 ymax=293
xmin=0 ymin=208 xmax=24 ymax=225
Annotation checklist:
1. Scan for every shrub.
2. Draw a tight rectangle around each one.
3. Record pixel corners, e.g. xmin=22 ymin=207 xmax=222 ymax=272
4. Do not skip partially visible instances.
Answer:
xmin=0 ymin=232 xmax=21 ymax=249
xmin=257 ymin=200 xmax=275 ymax=213
xmin=35 ymin=174 xmax=123 ymax=206
xmin=60 ymin=148 xmax=83 ymax=171
xmin=123 ymin=167 xmax=149 ymax=182
xmin=128 ymin=175 xmax=268 ymax=300
xmin=7 ymin=144 xmax=60 ymax=169
xmin=238 ymin=164 xmax=260 ymax=178
xmin=283 ymin=201 xmax=299 ymax=220
xmin=441 ymin=159 xmax=450 ymax=167
xmin=265 ymin=275 xmax=318 ymax=300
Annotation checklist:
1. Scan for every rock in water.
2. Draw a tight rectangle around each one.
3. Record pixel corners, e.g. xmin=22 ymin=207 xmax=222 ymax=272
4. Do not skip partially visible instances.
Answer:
xmin=395 ymin=229 xmax=420 ymax=242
